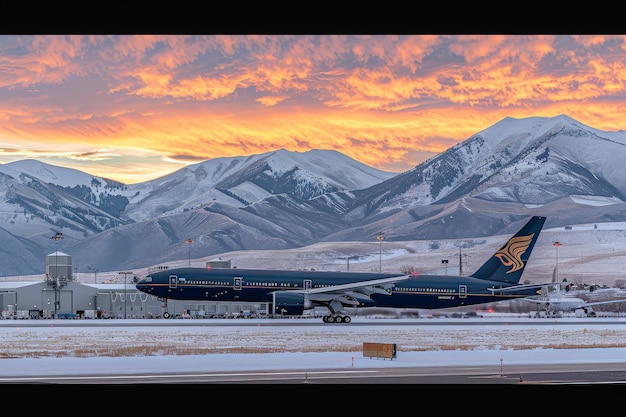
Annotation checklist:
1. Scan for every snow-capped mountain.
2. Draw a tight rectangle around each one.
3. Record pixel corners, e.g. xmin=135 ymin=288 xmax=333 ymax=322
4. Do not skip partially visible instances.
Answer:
xmin=121 ymin=149 xmax=395 ymax=222
xmin=0 ymin=150 xmax=395 ymax=275
xmin=2 ymin=115 xmax=626 ymax=276
xmin=322 ymin=114 xmax=626 ymax=242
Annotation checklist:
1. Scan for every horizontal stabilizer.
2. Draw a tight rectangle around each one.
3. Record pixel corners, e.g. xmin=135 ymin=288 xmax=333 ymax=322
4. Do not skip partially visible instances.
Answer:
xmin=487 ymin=281 xmax=553 ymax=294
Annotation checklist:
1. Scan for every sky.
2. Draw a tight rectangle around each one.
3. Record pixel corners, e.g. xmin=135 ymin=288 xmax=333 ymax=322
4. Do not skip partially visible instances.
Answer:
xmin=1 ymin=34 xmax=626 ymax=183
xmin=2 ymin=317 xmax=626 ymax=380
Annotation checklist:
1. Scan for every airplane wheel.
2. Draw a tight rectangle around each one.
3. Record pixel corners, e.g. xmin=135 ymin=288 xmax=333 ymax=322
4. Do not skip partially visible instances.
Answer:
xmin=335 ymin=316 xmax=343 ymax=323
xmin=326 ymin=315 xmax=335 ymax=323
xmin=343 ymin=316 xmax=351 ymax=323
xmin=163 ymin=312 xmax=170 ymax=319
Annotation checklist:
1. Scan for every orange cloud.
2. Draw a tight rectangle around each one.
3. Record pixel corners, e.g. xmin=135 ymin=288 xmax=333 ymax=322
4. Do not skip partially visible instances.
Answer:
xmin=0 ymin=35 xmax=625 ymax=184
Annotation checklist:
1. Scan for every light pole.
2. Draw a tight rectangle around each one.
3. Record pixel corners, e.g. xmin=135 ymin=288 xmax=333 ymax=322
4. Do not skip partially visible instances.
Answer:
xmin=49 ymin=232 xmax=63 ymax=318
xmin=118 ymin=271 xmax=133 ymax=319
xmin=185 ymin=238 xmax=194 ymax=267
xmin=94 ymin=269 xmax=98 ymax=284
xmin=553 ymin=241 xmax=562 ymax=282
xmin=376 ymin=234 xmax=385 ymax=272
xmin=346 ymin=256 xmax=355 ymax=272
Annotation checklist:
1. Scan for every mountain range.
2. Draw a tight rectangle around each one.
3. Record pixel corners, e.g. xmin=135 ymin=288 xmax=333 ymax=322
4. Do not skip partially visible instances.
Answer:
xmin=2 ymin=114 xmax=626 ymax=277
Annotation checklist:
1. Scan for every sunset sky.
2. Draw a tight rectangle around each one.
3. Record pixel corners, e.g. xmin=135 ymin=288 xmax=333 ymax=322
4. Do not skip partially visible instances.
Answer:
xmin=1 ymin=34 xmax=625 ymax=184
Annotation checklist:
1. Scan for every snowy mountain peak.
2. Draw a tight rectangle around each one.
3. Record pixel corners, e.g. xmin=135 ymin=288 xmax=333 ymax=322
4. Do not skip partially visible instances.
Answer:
xmin=122 ymin=149 xmax=396 ymax=221
xmin=5 ymin=159 xmax=119 ymax=188
xmin=2 ymin=115 xmax=626 ymax=277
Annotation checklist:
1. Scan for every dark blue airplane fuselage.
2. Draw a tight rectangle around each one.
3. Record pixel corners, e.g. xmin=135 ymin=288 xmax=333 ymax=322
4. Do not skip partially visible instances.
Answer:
xmin=136 ymin=266 xmax=539 ymax=310
xmin=135 ymin=216 xmax=547 ymax=319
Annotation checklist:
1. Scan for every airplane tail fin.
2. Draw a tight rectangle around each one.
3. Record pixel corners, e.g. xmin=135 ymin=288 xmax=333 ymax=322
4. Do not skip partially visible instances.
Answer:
xmin=470 ymin=216 xmax=546 ymax=284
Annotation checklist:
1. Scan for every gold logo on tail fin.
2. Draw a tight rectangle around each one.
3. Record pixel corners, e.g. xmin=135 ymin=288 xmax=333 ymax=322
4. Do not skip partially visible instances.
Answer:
xmin=494 ymin=233 xmax=534 ymax=273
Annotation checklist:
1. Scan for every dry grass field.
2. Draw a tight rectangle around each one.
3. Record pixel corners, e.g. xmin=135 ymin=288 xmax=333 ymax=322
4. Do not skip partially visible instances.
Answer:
xmin=1 ymin=319 xmax=625 ymax=359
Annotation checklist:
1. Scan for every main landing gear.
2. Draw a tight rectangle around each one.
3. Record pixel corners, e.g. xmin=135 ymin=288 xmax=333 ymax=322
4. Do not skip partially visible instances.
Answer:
xmin=322 ymin=313 xmax=351 ymax=323
xmin=322 ymin=300 xmax=353 ymax=323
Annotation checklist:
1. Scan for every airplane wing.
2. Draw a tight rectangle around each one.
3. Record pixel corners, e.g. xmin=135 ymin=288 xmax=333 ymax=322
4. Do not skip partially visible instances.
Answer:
xmin=580 ymin=298 xmax=626 ymax=308
xmin=519 ymin=294 xmax=626 ymax=308
xmin=303 ymin=275 xmax=407 ymax=295
xmin=521 ymin=296 xmax=548 ymax=304
xmin=287 ymin=275 xmax=408 ymax=306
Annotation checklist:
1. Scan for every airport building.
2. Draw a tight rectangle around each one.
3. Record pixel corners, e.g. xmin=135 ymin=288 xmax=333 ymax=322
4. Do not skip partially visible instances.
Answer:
xmin=0 ymin=253 xmax=270 ymax=319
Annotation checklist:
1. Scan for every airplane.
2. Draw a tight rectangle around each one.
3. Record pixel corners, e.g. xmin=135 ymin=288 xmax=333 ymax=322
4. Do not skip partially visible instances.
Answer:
xmin=523 ymin=279 xmax=626 ymax=317
xmin=135 ymin=215 xmax=547 ymax=323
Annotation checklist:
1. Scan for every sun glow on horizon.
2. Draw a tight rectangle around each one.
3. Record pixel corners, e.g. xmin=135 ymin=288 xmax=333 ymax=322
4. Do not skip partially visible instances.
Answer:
xmin=1 ymin=34 xmax=625 ymax=183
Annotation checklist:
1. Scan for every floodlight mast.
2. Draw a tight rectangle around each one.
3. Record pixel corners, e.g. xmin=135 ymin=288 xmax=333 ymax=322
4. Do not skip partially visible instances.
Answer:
xmin=553 ymin=241 xmax=563 ymax=282
xmin=376 ymin=233 xmax=385 ymax=273
xmin=185 ymin=238 xmax=194 ymax=267
xmin=118 ymin=271 xmax=133 ymax=319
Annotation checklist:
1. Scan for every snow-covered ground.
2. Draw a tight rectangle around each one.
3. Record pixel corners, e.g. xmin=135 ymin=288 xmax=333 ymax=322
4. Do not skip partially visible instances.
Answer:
xmin=1 ymin=317 xmax=626 ymax=377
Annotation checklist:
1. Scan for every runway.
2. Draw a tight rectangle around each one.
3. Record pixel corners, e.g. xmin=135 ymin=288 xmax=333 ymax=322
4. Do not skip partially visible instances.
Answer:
xmin=2 ymin=315 xmax=626 ymax=327
xmin=4 ymin=362 xmax=626 ymax=384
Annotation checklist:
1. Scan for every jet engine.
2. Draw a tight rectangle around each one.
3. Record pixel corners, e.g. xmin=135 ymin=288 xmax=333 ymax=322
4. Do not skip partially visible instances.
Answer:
xmin=272 ymin=291 xmax=312 ymax=316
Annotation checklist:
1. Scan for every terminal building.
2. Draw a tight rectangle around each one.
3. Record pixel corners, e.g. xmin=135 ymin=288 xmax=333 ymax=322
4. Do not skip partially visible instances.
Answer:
xmin=0 ymin=253 xmax=270 ymax=319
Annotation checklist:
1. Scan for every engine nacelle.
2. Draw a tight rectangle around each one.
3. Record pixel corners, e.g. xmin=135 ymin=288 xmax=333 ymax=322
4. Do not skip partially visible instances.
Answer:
xmin=273 ymin=291 xmax=312 ymax=316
